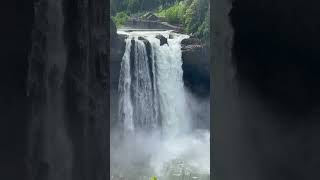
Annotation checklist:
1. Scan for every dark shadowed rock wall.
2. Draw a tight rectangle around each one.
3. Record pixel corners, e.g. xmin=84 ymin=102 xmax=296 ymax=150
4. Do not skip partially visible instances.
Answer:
xmin=182 ymin=38 xmax=210 ymax=96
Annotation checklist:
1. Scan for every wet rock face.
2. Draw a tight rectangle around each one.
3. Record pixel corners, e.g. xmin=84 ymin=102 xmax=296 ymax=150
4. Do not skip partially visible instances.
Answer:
xmin=156 ymin=34 xmax=168 ymax=46
xmin=110 ymin=21 xmax=126 ymax=63
xmin=181 ymin=38 xmax=210 ymax=97
xmin=181 ymin=38 xmax=202 ymax=47
xmin=110 ymin=20 xmax=126 ymax=128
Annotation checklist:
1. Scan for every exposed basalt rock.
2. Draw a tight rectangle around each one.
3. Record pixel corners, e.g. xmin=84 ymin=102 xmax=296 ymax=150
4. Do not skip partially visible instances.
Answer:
xmin=110 ymin=20 xmax=126 ymax=63
xmin=156 ymin=34 xmax=168 ymax=46
xmin=137 ymin=37 xmax=154 ymax=89
xmin=138 ymin=36 xmax=148 ymax=43
xmin=110 ymin=20 xmax=127 ymax=128
xmin=181 ymin=38 xmax=210 ymax=97
xmin=181 ymin=38 xmax=202 ymax=47
xmin=110 ymin=19 xmax=126 ymax=83
xmin=138 ymin=37 xmax=152 ymax=61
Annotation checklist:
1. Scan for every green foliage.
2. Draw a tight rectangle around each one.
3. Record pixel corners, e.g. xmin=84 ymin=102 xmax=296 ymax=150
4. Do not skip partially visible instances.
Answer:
xmin=185 ymin=0 xmax=209 ymax=35
xmin=111 ymin=12 xmax=129 ymax=28
xmin=160 ymin=0 xmax=180 ymax=8
xmin=158 ymin=0 xmax=209 ymax=40
xmin=150 ymin=176 xmax=158 ymax=180
xmin=158 ymin=2 xmax=186 ymax=24
xmin=113 ymin=0 xmax=161 ymax=13
xmin=196 ymin=11 xmax=210 ymax=41
xmin=111 ymin=0 xmax=210 ymax=41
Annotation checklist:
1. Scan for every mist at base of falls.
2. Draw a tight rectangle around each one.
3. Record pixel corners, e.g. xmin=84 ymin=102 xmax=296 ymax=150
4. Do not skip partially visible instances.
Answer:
xmin=111 ymin=30 xmax=210 ymax=180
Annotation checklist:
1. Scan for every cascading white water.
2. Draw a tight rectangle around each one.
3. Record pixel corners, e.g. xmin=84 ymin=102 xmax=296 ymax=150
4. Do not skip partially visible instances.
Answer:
xmin=147 ymin=34 xmax=191 ymax=136
xmin=118 ymin=39 xmax=134 ymax=132
xmin=118 ymin=31 xmax=190 ymax=136
xmin=113 ymin=30 xmax=209 ymax=180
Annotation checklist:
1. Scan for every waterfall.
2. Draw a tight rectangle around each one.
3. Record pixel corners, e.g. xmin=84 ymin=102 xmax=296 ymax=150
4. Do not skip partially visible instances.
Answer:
xmin=113 ymin=31 xmax=210 ymax=180
xmin=118 ymin=31 xmax=190 ymax=136
xmin=118 ymin=39 xmax=134 ymax=132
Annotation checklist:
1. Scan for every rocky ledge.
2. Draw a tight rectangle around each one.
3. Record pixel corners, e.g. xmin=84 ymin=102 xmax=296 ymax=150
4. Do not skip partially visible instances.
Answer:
xmin=181 ymin=38 xmax=210 ymax=96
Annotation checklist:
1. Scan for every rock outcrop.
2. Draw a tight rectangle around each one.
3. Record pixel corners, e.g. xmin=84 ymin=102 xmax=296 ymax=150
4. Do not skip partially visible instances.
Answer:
xmin=110 ymin=20 xmax=126 ymax=127
xmin=155 ymin=34 xmax=168 ymax=46
xmin=181 ymin=38 xmax=210 ymax=96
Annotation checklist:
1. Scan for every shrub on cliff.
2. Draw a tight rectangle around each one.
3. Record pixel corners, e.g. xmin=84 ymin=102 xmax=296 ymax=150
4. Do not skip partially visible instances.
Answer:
xmin=158 ymin=0 xmax=209 ymax=41
xmin=157 ymin=1 xmax=186 ymax=24
xmin=111 ymin=12 xmax=129 ymax=28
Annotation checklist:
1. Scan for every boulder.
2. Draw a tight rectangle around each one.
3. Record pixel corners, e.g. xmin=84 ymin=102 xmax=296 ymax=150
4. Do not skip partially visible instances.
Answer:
xmin=138 ymin=36 xmax=152 ymax=57
xmin=138 ymin=36 xmax=148 ymax=42
xmin=181 ymin=38 xmax=202 ymax=47
xmin=156 ymin=34 xmax=168 ymax=46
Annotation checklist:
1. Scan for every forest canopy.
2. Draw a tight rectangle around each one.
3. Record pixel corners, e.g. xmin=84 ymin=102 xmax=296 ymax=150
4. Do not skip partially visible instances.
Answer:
xmin=110 ymin=0 xmax=209 ymax=41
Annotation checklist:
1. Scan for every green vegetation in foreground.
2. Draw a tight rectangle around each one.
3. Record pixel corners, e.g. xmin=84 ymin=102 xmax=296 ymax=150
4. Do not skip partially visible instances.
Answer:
xmin=150 ymin=176 xmax=158 ymax=180
xmin=110 ymin=0 xmax=209 ymax=41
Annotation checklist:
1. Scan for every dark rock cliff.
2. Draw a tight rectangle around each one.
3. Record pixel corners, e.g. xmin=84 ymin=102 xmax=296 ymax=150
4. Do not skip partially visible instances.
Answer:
xmin=110 ymin=20 xmax=125 ymax=127
xmin=181 ymin=38 xmax=210 ymax=97
xmin=110 ymin=20 xmax=125 ymax=84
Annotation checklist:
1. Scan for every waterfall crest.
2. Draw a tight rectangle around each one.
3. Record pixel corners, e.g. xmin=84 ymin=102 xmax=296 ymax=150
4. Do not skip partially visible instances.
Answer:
xmin=118 ymin=31 xmax=190 ymax=136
